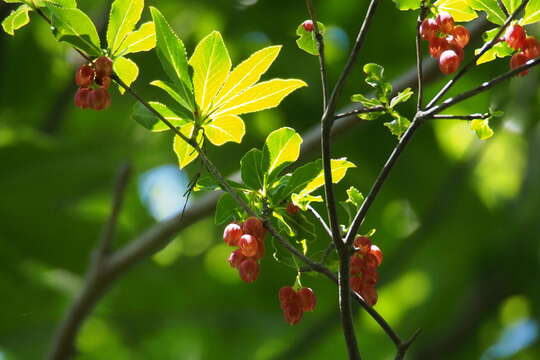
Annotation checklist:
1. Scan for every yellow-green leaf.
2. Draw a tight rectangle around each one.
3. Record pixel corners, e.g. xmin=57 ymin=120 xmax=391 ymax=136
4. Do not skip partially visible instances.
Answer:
xmin=173 ymin=124 xmax=203 ymax=168
xmin=213 ymin=79 xmax=307 ymax=117
xmin=522 ymin=0 xmax=540 ymax=25
xmin=132 ymin=101 xmax=190 ymax=132
xmin=189 ymin=31 xmax=231 ymax=113
xmin=434 ymin=0 xmax=478 ymax=22
xmin=203 ymin=114 xmax=245 ymax=145
xmin=116 ymin=21 xmax=156 ymax=56
xmin=471 ymin=119 xmax=494 ymax=140
xmin=107 ymin=0 xmax=144 ymax=54
xmin=301 ymin=158 xmax=356 ymax=195
xmin=213 ymin=45 xmax=282 ymax=107
xmin=469 ymin=0 xmax=506 ymax=25
xmin=262 ymin=127 xmax=303 ymax=177
xmin=2 ymin=4 xmax=31 ymax=36
xmin=113 ymin=57 xmax=139 ymax=95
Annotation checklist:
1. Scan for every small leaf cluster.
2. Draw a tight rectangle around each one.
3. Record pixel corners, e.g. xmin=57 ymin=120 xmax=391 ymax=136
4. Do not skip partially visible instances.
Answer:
xmin=351 ymin=63 xmax=414 ymax=138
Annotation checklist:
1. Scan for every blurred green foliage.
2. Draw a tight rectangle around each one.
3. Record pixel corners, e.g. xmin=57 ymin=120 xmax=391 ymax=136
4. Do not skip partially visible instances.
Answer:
xmin=0 ymin=0 xmax=539 ymax=359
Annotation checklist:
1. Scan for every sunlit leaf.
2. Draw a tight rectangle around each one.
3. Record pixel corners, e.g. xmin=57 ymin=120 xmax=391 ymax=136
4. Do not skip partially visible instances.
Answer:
xmin=295 ymin=21 xmax=326 ymax=56
xmin=214 ymin=45 xmax=282 ymax=107
xmin=150 ymin=80 xmax=193 ymax=114
xmin=501 ymin=0 xmax=520 ymax=14
xmin=471 ymin=118 xmax=494 ymax=140
xmin=522 ymin=0 xmax=540 ymax=25
xmin=1 ymin=4 xmax=31 ymax=36
xmin=113 ymin=56 xmax=139 ymax=95
xmin=340 ymin=186 xmax=365 ymax=225
xmin=203 ymin=114 xmax=245 ymax=145
xmin=132 ymin=101 xmax=190 ymax=132
xmin=213 ymin=79 xmax=307 ymax=117
xmin=150 ymin=7 xmax=194 ymax=110
xmin=173 ymin=123 xmax=203 ymax=168
xmin=47 ymin=6 xmax=101 ymax=56
xmin=116 ymin=21 xmax=156 ymax=57
xmin=434 ymin=0 xmax=478 ymax=22
xmin=475 ymin=41 xmax=514 ymax=64
xmin=273 ymin=160 xmax=322 ymax=204
xmin=300 ymin=158 xmax=356 ymax=195
xmin=189 ymin=31 xmax=231 ymax=113
xmin=240 ymin=149 xmax=264 ymax=190
xmin=107 ymin=0 xmax=144 ymax=55
xmin=469 ymin=0 xmax=506 ymax=25
xmin=262 ymin=127 xmax=303 ymax=179
xmin=392 ymin=0 xmax=421 ymax=11
xmin=390 ymin=88 xmax=413 ymax=109
xmin=384 ymin=114 xmax=411 ymax=138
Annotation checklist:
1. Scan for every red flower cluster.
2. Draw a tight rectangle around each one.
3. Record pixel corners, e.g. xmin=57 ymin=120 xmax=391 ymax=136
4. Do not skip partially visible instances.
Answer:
xmin=278 ymin=286 xmax=316 ymax=325
xmin=349 ymin=236 xmax=383 ymax=306
xmin=224 ymin=217 xmax=267 ymax=283
xmin=504 ymin=24 xmax=540 ymax=76
xmin=74 ymin=56 xmax=113 ymax=110
xmin=420 ymin=12 xmax=470 ymax=75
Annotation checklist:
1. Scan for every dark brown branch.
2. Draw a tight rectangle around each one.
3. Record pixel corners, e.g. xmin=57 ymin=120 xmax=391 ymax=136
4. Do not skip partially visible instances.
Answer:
xmin=305 ymin=0 xmax=329 ymax=109
xmin=307 ymin=205 xmax=333 ymax=238
xmin=431 ymin=113 xmax=490 ymax=120
xmin=334 ymin=105 xmax=385 ymax=120
xmin=426 ymin=0 xmax=530 ymax=108
xmin=415 ymin=3 xmax=428 ymax=111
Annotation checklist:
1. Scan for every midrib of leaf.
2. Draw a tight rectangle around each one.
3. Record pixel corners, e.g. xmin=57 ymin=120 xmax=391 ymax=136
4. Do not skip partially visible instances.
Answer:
xmin=524 ymin=9 xmax=540 ymax=22
xmin=118 ymin=31 xmax=155 ymax=57
xmin=205 ymin=122 xmax=234 ymax=138
xmin=474 ymin=0 xmax=505 ymax=23
xmin=200 ymin=37 xmax=220 ymax=112
xmin=214 ymin=52 xmax=274 ymax=107
xmin=111 ymin=0 xmax=135 ymax=54
xmin=215 ymin=83 xmax=299 ymax=116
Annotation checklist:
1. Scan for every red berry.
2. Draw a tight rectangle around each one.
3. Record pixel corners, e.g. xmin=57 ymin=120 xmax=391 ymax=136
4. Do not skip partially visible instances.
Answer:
xmin=223 ymin=223 xmax=243 ymax=246
xmin=75 ymin=65 xmax=95 ymax=87
xmin=429 ymin=37 xmax=449 ymax=59
xmin=238 ymin=259 xmax=259 ymax=283
xmin=504 ymin=24 xmax=526 ymax=50
xmin=283 ymin=301 xmax=303 ymax=325
xmin=353 ymin=236 xmax=372 ymax=255
xmin=286 ymin=202 xmax=300 ymax=215
xmin=510 ymin=52 xmax=529 ymax=76
xmin=449 ymin=43 xmax=464 ymax=61
xmin=450 ymin=25 xmax=470 ymax=48
xmin=302 ymin=20 xmax=314 ymax=32
xmin=228 ymin=249 xmax=246 ymax=269
xmin=420 ymin=18 xmax=439 ymax=41
xmin=88 ymin=88 xmax=111 ymax=110
xmin=74 ymin=87 xmax=91 ymax=109
xmin=94 ymin=56 xmax=113 ymax=78
xmin=297 ymin=288 xmax=316 ymax=312
xmin=523 ymin=36 xmax=540 ymax=59
xmin=436 ymin=11 xmax=454 ymax=34
xmin=279 ymin=286 xmax=297 ymax=304
xmin=439 ymin=49 xmax=461 ymax=75
xmin=369 ymin=245 xmax=383 ymax=266
xmin=243 ymin=217 xmax=265 ymax=239
xmin=361 ymin=285 xmax=378 ymax=306
xmin=239 ymin=234 xmax=259 ymax=257
xmin=350 ymin=255 xmax=364 ymax=275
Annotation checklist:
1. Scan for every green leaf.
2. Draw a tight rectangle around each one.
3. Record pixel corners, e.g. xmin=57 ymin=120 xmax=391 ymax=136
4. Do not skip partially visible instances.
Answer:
xmin=113 ymin=56 xmax=139 ymax=95
xmin=107 ymin=0 xmax=144 ymax=55
xmin=46 ymin=0 xmax=77 ymax=7
xmin=2 ymin=4 xmax=31 ymax=36
xmin=47 ymin=6 xmax=101 ymax=56
xmin=115 ymin=21 xmax=156 ymax=57
xmin=215 ymin=193 xmax=240 ymax=225
xmin=475 ymin=38 xmax=514 ymax=64
xmin=173 ymin=124 xmax=203 ymax=168
xmin=522 ymin=0 xmax=540 ymax=25
xmin=501 ymin=0 xmax=520 ymax=14
xmin=363 ymin=63 xmax=392 ymax=102
xmin=469 ymin=0 xmax=506 ymax=25
xmin=299 ymin=158 xmax=356 ymax=196
xmin=132 ymin=101 xmax=190 ymax=132
xmin=384 ymin=114 xmax=411 ymax=138
xmin=390 ymin=88 xmax=413 ymax=109
xmin=203 ymin=114 xmax=245 ymax=146
xmin=291 ymin=193 xmax=323 ymax=211
xmin=434 ymin=0 xmax=478 ymax=22
xmin=262 ymin=127 xmax=303 ymax=181
xmin=274 ymin=160 xmax=322 ymax=204
xmin=150 ymin=7 xmax=194 ymax=110
xmin=392 ymin=0 xmax=421 ymax=11
xmin=295 ymin=21 xmax=326 ymax=56
xmin=240 ymin=149 xmax=264 ymax=190
xmin=189 ymin=31 xmax=231 ymax=114
xmin=351 ymin=93 xmax=383 ymax=108
xmin=471 ymin=118 xmax=494 ymax=140
xmin=340 ymin=186 xmax=365 ymax=225
xmin=150 ymin=80 xmax=193 ymax=114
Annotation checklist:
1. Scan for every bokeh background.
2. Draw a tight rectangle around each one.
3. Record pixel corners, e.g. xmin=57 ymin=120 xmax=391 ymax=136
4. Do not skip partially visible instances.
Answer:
xmin=1 ymin=0 xmax=540 ymax=359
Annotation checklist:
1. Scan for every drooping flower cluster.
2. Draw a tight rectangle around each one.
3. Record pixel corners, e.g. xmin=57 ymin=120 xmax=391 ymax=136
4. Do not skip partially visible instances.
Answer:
xmin=504 ymin=24 xmax=540 ymax=76
xmin=420 ymin=11 xmax=471 ymax=75
xmin=74 ymin=56 xmax=113 ymax=110
xmin=278 ymin=286 xmax=317 ymax=325
xmin=349 ymin=236 xmax=383 ymax=306
xmin=224 ymin=217 xmax=266 ymax=283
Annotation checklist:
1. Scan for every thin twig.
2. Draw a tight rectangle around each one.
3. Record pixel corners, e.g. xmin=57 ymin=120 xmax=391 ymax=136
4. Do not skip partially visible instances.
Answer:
xmin=416 ymin=3 xmax=428 ymax=111
xmin=426 ymin=0 xmax=530 ymax=108
xmin=431 ymin=113 xmax=490 ymax=120
xmin=305 ymin=0 xmax=329 ymax=109
xmin=307 ymin=205 xmax=333 ymax=238
xmin=334 ymin=105 xmax=385 ymax=120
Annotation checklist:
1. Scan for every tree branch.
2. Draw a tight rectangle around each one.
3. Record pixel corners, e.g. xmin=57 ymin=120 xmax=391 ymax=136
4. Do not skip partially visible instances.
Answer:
xmin=334 ymin=105 xmax=386 ymax=120
xmin=305 ymin=0 xmax=329 ymax=109
xmin=431 ymin=112 xmax=490 ymax=120
xmin=307 ymin=205 xmax=333 ymax=238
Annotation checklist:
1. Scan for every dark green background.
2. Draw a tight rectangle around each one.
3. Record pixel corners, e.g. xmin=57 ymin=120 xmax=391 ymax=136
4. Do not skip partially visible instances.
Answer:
xmin=0 ymin=0 xmax=539 ymax=359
